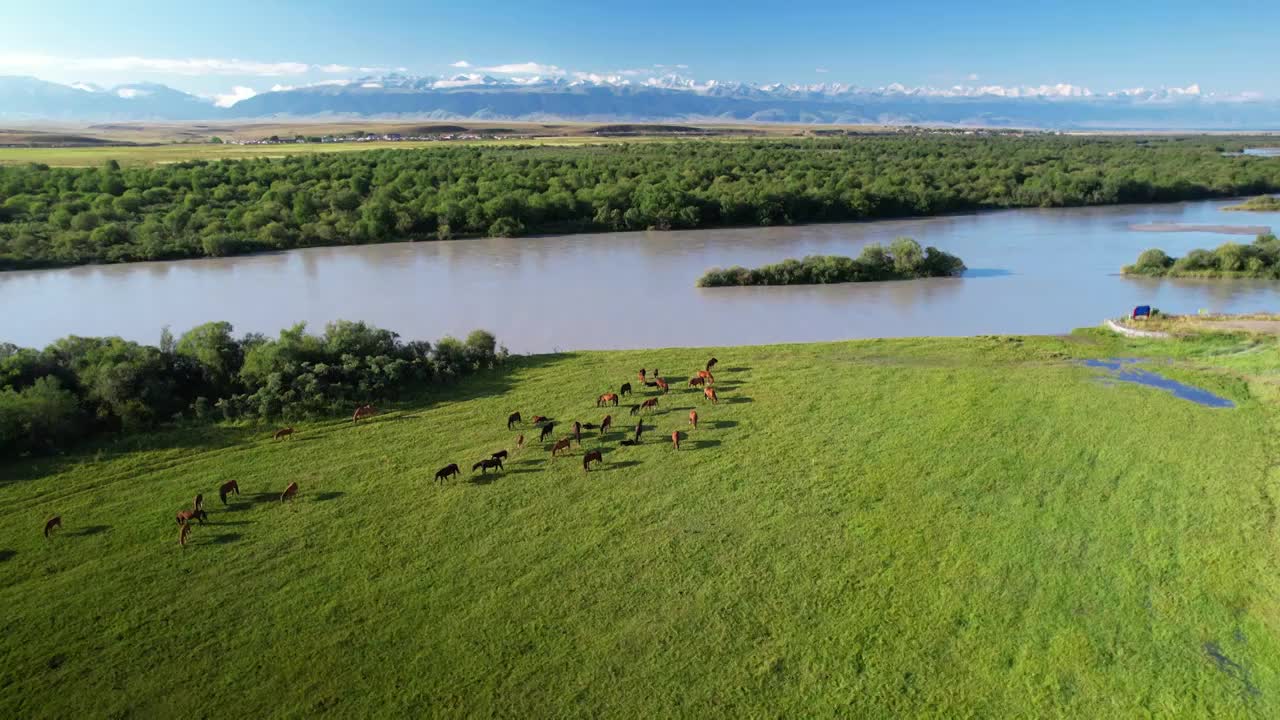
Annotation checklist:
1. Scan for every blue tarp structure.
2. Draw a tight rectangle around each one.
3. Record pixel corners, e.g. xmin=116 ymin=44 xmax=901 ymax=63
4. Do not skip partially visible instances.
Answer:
xmin=1132 ymin=305 xmax=1152 ymax=319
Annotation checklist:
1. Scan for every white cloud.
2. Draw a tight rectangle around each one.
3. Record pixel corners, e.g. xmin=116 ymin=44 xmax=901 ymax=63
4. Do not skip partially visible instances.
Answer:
xmin=69 ymin=81 xmax=99 ymax=92
xmin=450 ymin=60 xmax=472 ymax=68
xmin=966 ymin=73 xmax=980 ymax=81
xmin=815 ymin=67 xmax=830 ymax=73
xmin=477 ymin=61 xmax=565 ymax=76
xmin=317 ymin=64 xmax=352 ymax=73
xmin=213 ymin=85 xmax=258 ymax=107
xmin=116 ymin=87 xmax=151 ymax=99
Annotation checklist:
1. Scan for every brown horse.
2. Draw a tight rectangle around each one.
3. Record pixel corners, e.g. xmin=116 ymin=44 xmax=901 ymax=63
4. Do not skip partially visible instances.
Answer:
xmin=672 ymin=431 xmax=681 ymax=450
xmin=551 ymin=437 xmax=572 ymax=457
xmin=689 ymin=409 xmax=698 ymax=429
xmin=177 ymin=509 xmax=208 ymax=525
xmin=472 ymin=457 xmax=504 ymax=475
xmin=491 ymin=450 xmax=509 ymax=461
xmin=706 ymin=357 xmax=718 ymax=372
xmin=638 ymin=369 xmax=647 ymax=383
xmin=352 ymin=404 xmax=377 ymax=423
xmin=507 ymin=411 xmax=523 ymax=429
xmin=44 ymin=516 xmax=61 ymax=539
xmin=531 ymin=415 xmax=550 ymax=424
xmin=640 ymin=398 xmax=659 ymax=413
xmin=655 ymin=378 xmax=670 ymax=394
xmin=703 ymin=387 xmax=719 ymax=404
xmin=281 ymin=482 xmax=299 ymax=503
xmin=688 ymin=376 xmax=705 ymax=388
xmin=597 ymin=393 xmax=619 ymax=407
xmin=619 ymin=383 xmax=632 ymax=397
xmin=633 ymin=421 xmax=645 ymax=443
xmin=219 ymin=479 xmax=240 ymax=505
xmin=516 ymin=434 xmax=525 ymax=450
xmin=539 ymin=422 xmax=555 ymax=443
xmin=194 ymin=494 xmax=204 ymax=513
xmin=653 ymin=369 xmax=660 ymax=378
xmin=583 ymin=450 xmax=603 ymax=472
xmin=273 ymin=427 xmax=294 ymax=440
xmin=697 ymin=370 xmax=715 ymax=384
xmin=600 ymin=415 xmax=612 ymax=436
xmin=572 ymin=421 xmax=582 ymax=445
xmin=435 ymin=463 xmax=461 ymax=483
xmin=180 ymin=522 xmax=192 ymax=547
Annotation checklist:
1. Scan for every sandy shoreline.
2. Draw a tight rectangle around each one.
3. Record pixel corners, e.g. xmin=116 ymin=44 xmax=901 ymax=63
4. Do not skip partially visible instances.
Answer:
xmin=1128 ymin=223 xmax=1270 ymax=235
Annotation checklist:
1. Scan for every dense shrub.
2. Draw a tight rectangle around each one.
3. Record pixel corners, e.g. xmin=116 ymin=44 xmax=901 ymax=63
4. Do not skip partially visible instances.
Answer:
xmin=1124 ymin=233 xmax=1280 ymax=277
xmin=3 ymin=136 xmax=1280 ymax=269
xmin=0 ymin=321 xmax=506 ymax=457
xmin=697 ymin=238 xmax=965 ymax=287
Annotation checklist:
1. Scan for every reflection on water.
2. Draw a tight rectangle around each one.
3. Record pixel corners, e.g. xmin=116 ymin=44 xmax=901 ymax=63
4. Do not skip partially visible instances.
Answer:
xmin=1083 ymin=359 xmax=1235 ymax=408
xmin=3 ymin=197 xmax=1280 ymax=352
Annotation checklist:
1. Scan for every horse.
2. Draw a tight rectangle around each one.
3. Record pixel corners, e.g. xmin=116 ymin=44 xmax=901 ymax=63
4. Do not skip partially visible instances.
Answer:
xmin=507 ymin=411 xmax=523 ymax=430
xmin=628 ymin=404 xmax=641 ymax=416
xmin=551 ymin=438 xmax=572 ymax=457
xmin=643 ymin=380 xmax=659 ymax=389
xmin=620 ymin=383 xmax=632 ymax=397
xmin=435 ymin=463 xmax=460 ymax=483
xmin=219 ymin=480 xmax=240 ymax=505
xmin=697 ymin=370 xmax=715 ymax=384
xmin=281 ymin=482 xmax=299 ymax=503
xmin=689 ymin=410 xmax=698 ymax=429
xmin=638 ymin=369 xmax=647 ymax=383
xmin=655 ymin=378 xmax=670 ymax=394
xmin=352 ymin=404 xmax=377 ymax=423
xmin=703 ymin=387 xmax=719 ymax=404
xmin=44 ymin=516 xmax=61 ymax=539
xmin=273 ymin=427 xmax=294 ymax=440
xmin=516 ymin=434 xmax=525 ymax=450
xmin=672 ymin=431 xmax=681 ymax=450
xmin=572 ymin=421 xmax=582 ymax=445
xmin=531 ymin=415 xmax=550 ymax=424
xmin=597 ymin=393 xmax=619 ymax=407
xmin=180 ymin=523 xmax=192 ymax=547
xmin=472 ymin=457 xmax=504 ymax=475
xmin=706 ymin=357 xmax=718 ymax=371
xmin=193 ymin=494 xmax=204 ymax=513
xmin=653 ymin=369 xmax=660 ymax=378
xmin=600 ymin=415 xmax=612 ymax=436
xmin=688 ymin=376 xmax=705 ymax=388
xmin=633 ymin=421 xmax=645 ymax=443
xmin=640 ymin=398 xmax=659 ymax=413
xmin=539 ymin=422 xmax=555 ymax=443
xmin=177 ymin=509 xmax=208 ymax=525
xmin=583 ymin=450 xmax=603 ymax=472
xmin=491 ymin=450 xmax=509 ymax=461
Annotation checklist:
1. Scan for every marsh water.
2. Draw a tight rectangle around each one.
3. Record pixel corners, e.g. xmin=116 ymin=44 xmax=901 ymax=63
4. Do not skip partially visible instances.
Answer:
xmin=2 ymin=197 xmax=1279 ymax=352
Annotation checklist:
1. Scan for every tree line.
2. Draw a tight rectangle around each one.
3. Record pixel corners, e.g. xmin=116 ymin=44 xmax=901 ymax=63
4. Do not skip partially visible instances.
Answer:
xmin=3 ymin=136 xmax=1280 ymax=269
xmin=697 ymin=237 xmax=964 ymax=286
xmin=0 ymin=321 xmax=504 ymax=457
xmin=1123 ymin=233 xmax=1280 ymax=278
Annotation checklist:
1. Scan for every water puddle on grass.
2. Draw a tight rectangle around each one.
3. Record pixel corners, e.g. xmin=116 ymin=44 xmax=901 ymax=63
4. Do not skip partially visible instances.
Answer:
xmin=1082 ymin=359 xmax=1236 ymax=408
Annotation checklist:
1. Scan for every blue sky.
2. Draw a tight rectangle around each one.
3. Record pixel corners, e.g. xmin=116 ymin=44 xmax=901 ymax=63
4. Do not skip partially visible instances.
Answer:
xmin=2 ymin=0 xmax=1277 ymax=100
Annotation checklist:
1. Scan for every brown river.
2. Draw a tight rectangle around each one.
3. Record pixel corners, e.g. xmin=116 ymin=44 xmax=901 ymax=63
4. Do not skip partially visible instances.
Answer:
xmin=1 ymin=198 xmax=1277 ymax=352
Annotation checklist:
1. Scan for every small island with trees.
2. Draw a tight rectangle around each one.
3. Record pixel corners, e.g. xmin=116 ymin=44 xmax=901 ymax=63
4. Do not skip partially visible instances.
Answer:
xmin=1123 ymin=232 xmax=1280 ymax=278
xmin=697 ymin=237 xmax=965 ymax=287
xmin=1223 ymin=195 xmax=1280 ymax=212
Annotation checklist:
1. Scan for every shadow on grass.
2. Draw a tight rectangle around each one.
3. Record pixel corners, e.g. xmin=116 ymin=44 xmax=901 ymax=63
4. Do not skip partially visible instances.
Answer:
xmin=685 ymin=439 xmax=723 ymax=450
xmin=224 ymin=501 xmax=253 ymax=512
xmin=506 ymin=468 xmax=541 ymax=475
xmin=248 ymin=493 xmax=283 ymax=505
xmin=725 ymin=396 xmax=754 ymax=404
xmin=468 ymin=473 xmax=500 ymax=485
xmin=722 ymin=367 xmax=750 ymax=373
xmin=708 ymin=420 xmax=739 ymax=429
xmin=69 ymin=524 xmax=111 ymax=537
xmin=213 ymin=520 xmax=255 ymax=527
xmin=313 ymin=491 xmax=345 ymax=502
xmin=600 ymin=460 xmax=642 ymax=472
xmin=205 ymin=533 xmax=243 ymax=545
xmin=0 ymin=549 xmax=15 ymax=562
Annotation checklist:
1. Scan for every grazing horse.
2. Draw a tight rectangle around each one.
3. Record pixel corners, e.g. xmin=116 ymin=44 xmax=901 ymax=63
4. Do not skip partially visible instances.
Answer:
xmin=539 ymin=423 xmax=555 ymax=443
xmin=638 ymin=369 xmax=647 ymax=383
xmin=583 ymin=450 xmax=603 ymax=472
xmin=597 ymin=393 xmax=619 ymax=407
xmin=655 ymin=378 xmax=670 ymax=394
xmin=530 ymin=415 xmax=550 ymax=425
xmin=697 ymin=370 xmax=715 ymax=384
xmin=273 ymin=427 xmax=294 ymax=440
xmin=688 ymin=376 xmax=705 ymax=388
xmin=352 ymin=404 xmax=377 ymax=423
xmin=507 ymin=412 xmax=523 ymax=430
xmin=643 ymin=380 xmax=659 ymax=389
xmin=703 ymin=387 xmax=719 ymax=404
xmin=601 ymin=415 xmax=612 ymax=436
xmin=689 ymin=410 xmax=698 ymax=429
xmin=629 ymin=404 xmax=641 ymax=416
xmin=44 ymin=516 xmax=61 ymax=539
xmin=640 ymin=398 xmax=659 ymax=413
xmin=653 ymin=369 xmax=660 ymax=378
xmin=516 ymin=434 xmax=525 ymax=450
xmin=706 ymin=357 xmax=718 ymax=371
xmin=672 ymin=431 xmax=681 ymax=450
xmin=180 ymin=522 xmax=192 ymax=548
xmin=435 ymin=463 xmax=461 ymax=483
xmin=633 ymin=421 xmax=645 ymax=443
xmin=572 ymin=421 xmax=582 ymax=445
xmin=219 ymin=480 xmax=240 ymax=506
xmin=281 ymin=482 xmax=299 ymax=503
xmin=472 ymin=457 xmax=504 ymax=475
xmin=620 ymin=383 xmax=632 ymax=397
xmin=177 ymin=509 xmax=208 ymax=525
xmin=551 ymin=438 xmax=572 ymax=457
xmin=491 ymin=450 xmax=509 ymax=461
xmin=194 ymin=494 xmax=204 ymax=513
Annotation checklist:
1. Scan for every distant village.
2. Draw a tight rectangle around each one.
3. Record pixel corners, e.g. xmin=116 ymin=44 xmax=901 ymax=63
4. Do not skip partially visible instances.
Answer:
xmin=224 ymin=131 xmax=532 ymax=146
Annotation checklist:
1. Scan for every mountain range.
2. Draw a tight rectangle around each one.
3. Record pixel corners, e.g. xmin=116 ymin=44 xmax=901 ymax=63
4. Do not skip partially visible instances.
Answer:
xmin=2 ymin=73 xmax=1279 ymax=130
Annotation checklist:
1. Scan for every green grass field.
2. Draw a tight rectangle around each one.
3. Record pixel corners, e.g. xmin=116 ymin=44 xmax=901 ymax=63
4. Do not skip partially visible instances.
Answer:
xmin=3 ymin=330 xmax=1280 ymax=717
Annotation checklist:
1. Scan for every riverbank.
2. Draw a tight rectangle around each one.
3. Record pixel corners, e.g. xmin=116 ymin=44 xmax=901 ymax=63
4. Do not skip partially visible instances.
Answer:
xmin=3 ymin=329 xmax=1277 ymax=716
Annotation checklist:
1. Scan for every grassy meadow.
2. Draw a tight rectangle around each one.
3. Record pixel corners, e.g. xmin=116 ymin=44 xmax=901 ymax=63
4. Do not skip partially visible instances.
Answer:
xmin=2 ymin=330 xmax=1280 ymax=716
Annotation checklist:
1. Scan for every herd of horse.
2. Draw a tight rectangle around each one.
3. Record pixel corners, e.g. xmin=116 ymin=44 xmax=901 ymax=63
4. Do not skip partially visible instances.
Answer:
xmin=435 ymin=357 xmax=724 ymax=480
xmin=40 ymin=359 xmax=730 ymax=547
